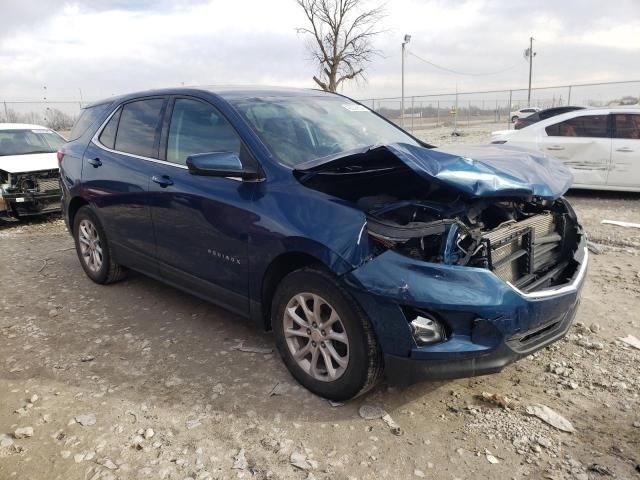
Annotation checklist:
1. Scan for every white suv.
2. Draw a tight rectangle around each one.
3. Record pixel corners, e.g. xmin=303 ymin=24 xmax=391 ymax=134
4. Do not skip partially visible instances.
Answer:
xmin=510 ymin=107 xmax=540 ymax=123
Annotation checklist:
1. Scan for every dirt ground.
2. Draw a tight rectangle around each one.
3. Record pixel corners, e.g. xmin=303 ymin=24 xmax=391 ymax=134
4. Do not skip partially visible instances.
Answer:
xmin=1 ymin=145 xmax=639 ymax=479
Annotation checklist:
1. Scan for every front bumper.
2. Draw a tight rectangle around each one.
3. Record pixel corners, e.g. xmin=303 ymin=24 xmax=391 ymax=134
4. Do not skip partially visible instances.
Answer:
xmin=0 ymin=191 xmax=61 ymax=219
xmin=344 ymin=235 xmax=588 ymax=383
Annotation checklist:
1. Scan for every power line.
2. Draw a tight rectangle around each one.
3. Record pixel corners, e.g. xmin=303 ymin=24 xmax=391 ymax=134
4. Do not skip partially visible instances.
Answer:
xmin=406 ymin=50 xmax=523 ymax=77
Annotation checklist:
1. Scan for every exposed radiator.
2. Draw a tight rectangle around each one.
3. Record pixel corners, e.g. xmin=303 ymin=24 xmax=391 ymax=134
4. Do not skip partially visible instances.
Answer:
xmin=483 ymin=213 xmax=562 ymax=285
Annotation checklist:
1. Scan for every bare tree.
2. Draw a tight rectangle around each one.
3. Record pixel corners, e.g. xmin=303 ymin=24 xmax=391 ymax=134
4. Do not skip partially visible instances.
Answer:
xmin=296 ymin=0 xmax=385 ymax=92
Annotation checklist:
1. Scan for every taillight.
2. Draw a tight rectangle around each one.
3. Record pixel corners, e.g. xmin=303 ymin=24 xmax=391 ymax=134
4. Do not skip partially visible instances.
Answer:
xmin=514 ymin=120 xmax=524 ymax=129
xmin=57 ymin=149 xmax=65 ymax=167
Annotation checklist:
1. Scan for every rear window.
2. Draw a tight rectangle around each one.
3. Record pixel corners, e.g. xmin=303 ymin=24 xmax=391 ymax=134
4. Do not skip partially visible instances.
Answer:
xmin=69 ymin=103 xmax=111 ymax=141
xmin=114 ymin=99 xmax=164 ymax=158
xmin=613 ymin=114 xmax=640 ymax=139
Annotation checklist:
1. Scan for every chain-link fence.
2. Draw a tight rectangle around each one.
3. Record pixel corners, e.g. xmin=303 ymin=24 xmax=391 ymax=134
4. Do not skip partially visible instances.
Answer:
xmin=359 ymin=79 xmax=640 ymax=134
xmin=2 ymin=79 xmax=639 ymax=134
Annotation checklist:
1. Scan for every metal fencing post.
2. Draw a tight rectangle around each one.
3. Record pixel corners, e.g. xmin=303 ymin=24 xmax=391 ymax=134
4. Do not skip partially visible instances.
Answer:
xmin=507 ymin=90 xmax=513 ymax=129
xmin=411 ymin=96 xmax=415 ymax=132
xmin=567 ymin=85 xmax=572 ymax=105
xmin=437 ymin=100 xmax=440 ymax=126
xmin=467 ymin=100 xmax=471 ymax=128
xmin=3 ymin=101 xmax=8 ymax=121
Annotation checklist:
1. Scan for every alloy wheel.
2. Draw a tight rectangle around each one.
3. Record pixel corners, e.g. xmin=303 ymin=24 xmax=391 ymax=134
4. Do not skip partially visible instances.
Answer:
xmin=283 ymin=293 xmax=350 ymax=382
xmin=78 ymin=219 xmax=103 ymax=273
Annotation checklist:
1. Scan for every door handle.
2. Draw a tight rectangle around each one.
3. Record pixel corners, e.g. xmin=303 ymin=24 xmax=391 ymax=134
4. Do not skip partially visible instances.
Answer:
xmin=546 ymin=145 xmax=564 ymax=151
xmin=87 ymin=157 xmax=102 ymax=167
xmin=151 ymin=175 xmax=174 ymax=187
xmin=616 ymin=147 xmax=633 ymax=152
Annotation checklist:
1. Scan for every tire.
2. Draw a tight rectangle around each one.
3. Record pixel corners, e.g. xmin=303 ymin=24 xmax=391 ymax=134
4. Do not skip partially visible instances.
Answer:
xmin=272 ymin=267 xmax=383 ymax=400
xmin=511 ymin=115 xmax=518 ymax=123
xmin=73 ymin=206 xmax=126 ymax=284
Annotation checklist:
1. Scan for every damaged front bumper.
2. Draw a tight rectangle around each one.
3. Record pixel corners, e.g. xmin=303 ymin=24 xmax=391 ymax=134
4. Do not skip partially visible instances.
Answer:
xmin=343 ymin=234 xmax=588 ymax=384
xmin=0 ymin=190 xmax=61 ymax=219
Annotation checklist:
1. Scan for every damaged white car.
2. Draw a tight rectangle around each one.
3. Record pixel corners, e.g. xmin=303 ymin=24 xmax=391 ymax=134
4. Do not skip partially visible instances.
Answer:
xmin=0 ymin=123 xmax=66 ymax=220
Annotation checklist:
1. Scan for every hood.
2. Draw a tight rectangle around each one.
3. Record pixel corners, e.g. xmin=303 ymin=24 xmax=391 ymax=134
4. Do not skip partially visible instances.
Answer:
xmin=0 ymin=152 xmax=59 ymax=174
xmin=294 ymin=142 xmax=573 ymax=200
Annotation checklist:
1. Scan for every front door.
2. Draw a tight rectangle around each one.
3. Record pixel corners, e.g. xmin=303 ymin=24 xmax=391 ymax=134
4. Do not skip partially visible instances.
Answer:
xmin=149 ymin=97 xmax=257 ymax=315
xmin=82 ymin=97 xmax=166 ymax=271
xmin=538 ymin=113 xmax=611 ymax=186
xmin=608 ymin=113 xmax=640 ymax=189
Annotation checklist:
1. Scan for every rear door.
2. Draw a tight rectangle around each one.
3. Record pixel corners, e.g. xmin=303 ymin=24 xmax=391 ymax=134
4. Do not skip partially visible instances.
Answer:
xmin=538 ymin=113 xmax=611 ymax=186
xmin=148 ymin=96 xmax=258 ymax=315
xmin=608 ymin=113 xmax=640 ymax=189
xmin=82 ymin=97 xmax=167 ymax=271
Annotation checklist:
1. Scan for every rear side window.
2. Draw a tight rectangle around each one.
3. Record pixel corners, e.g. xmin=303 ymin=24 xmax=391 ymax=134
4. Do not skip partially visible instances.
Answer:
xmin=69 ymin=103 xmax=110 ymax=140
xmin=545 ymin=115 xmax=609 ymax=138
xmin=115 ymin=99 xmax=164 ymax=158
xmin=613 ymin=114 xmax=640 ymax=139
xmin=166 ymin=98 xmax=241 ymax=165
xmin=98 ymin=107 xmax=121 ymax=149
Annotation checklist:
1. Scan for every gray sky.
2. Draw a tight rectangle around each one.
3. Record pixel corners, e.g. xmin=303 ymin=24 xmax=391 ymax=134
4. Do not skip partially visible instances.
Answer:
xmin=1 ymin=0 xmax=639 ymax=102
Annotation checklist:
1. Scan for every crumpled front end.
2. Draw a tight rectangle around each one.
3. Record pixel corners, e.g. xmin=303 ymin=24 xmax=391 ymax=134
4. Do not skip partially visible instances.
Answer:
xmin=343 ymin=231 xmax=586 ymax=382
xmin=0 ymin=169 xmax=62 ymax=219
xmin=294 ymin=140 xmax=587 ymax=382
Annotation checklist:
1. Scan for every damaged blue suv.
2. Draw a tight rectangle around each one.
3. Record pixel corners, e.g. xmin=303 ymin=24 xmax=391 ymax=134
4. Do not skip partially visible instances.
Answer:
xmin=60 ymin=88 xmax=588 ymax=400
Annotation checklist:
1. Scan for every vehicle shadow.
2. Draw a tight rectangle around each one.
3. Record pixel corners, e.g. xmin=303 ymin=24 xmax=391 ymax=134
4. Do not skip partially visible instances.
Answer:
xmin=45 ymin=248 xmax=453 ymax=424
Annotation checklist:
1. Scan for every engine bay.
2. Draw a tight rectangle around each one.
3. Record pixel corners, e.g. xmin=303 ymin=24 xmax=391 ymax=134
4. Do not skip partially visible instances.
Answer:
xmin=295 ymin=151 xmax=582 ymax=293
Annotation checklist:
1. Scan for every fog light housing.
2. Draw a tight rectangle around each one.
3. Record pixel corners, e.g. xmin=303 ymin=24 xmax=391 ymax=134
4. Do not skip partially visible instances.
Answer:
xmin=410 ymin=315 xmax=446 ymax=345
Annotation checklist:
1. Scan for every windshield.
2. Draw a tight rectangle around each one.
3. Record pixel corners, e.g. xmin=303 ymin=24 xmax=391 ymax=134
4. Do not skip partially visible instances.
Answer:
xmin=230 ymin=95 xmax=419 ymax=167
xmin=0 ymin=129 xmax=66 ymax=156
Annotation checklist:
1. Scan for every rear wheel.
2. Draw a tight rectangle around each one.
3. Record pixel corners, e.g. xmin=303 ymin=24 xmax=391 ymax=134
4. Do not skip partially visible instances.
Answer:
xmin=73 ymin=206 xmax=126 ymax=284
xmin=511 ymin=115 xmax=519 ymax=123
xmin=272 ymin=268 xmax=383 ymax=400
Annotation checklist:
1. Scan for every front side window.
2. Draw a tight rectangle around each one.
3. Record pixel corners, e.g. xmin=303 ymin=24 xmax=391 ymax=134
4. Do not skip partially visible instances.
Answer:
xmin=230 ymin=96 xmax=419 ymax=167
xmin=114 ymin=98 xmax=164 ymax=158
xmin=0 ymin=129 xmax=66 ymax=156
xmin=545 ymin=115 xmax=609 ymax=138
xmin=166 ymin=98 xmax=241 ymax=165
xmin=613 ymin=114 xmax=640 ymax=139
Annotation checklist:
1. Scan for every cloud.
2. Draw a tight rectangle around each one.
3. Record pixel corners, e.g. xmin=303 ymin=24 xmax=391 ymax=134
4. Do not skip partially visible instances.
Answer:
xmin=0 ymin=0 xmax=639 ymax=106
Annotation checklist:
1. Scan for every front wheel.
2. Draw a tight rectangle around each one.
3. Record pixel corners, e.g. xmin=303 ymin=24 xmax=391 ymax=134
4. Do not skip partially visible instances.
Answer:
xmin=511 ymin=115 xmax=519 ymax=123
xmin=73 ymin=206 xmax=126 ymax=284
xmin=272 ymin=268 xmax=383 ymax=400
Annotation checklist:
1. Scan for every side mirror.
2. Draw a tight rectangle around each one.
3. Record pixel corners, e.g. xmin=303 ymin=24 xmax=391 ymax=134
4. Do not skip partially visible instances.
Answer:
xmin=186 ymin=152 xmax=259 ymax=180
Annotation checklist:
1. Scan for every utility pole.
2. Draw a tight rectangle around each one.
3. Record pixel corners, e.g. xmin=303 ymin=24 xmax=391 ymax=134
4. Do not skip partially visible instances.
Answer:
xmin=524 ymin=37 xmax=536 ymax=106
xmin=401 ymin=34 xmax=411 ymax=127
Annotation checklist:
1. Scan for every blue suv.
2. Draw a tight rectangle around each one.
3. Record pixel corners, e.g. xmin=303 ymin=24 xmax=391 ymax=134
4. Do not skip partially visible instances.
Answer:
xmin=60 ymin=88 xmax=588 ymax=400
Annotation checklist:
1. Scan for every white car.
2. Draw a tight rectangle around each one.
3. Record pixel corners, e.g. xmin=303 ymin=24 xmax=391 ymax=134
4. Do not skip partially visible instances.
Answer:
xmin=510 ymin=107 xmax=540 ymax=123
xmin=0 ymin=123 xmax=66 ymax=220
xmin=491 ymin=107 xmax=640 ymax=192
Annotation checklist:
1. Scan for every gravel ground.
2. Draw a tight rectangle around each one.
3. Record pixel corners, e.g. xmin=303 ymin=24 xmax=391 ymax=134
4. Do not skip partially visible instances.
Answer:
xmin=1 ymin=134 xmax=639 ymax=479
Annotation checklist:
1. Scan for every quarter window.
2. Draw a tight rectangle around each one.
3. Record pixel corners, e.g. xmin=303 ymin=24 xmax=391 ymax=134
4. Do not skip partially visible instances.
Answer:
xmin=545 ymin=115 xmax=608 ymax=138
xmin=114 ymin=99 xmax=164 ymax=158
xmin=166 ymin=98 xmax=241 ymax=165
xmin=69 ymin=103 xmax=111 ymax=141
xmin=613 ymin=114 xmax=640 ymax=139
xmin=98 ymin=107 xmax=121 ymax=149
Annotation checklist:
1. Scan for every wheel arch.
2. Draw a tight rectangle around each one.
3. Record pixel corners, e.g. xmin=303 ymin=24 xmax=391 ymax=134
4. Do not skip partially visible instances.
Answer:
xmin=67 ymin=196 xmax=90 ymax=232
xmin=260 ymin=251 xmax=329 ymax=331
